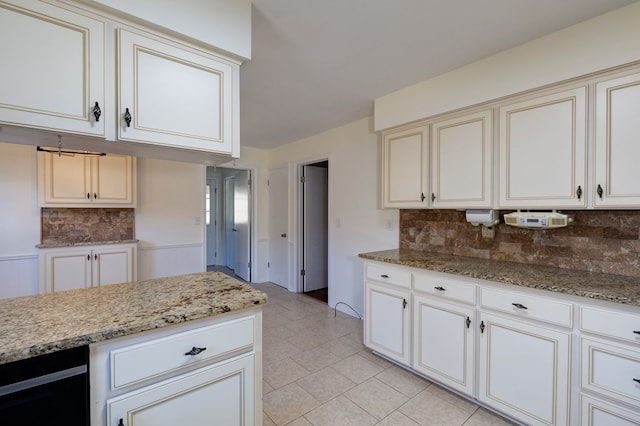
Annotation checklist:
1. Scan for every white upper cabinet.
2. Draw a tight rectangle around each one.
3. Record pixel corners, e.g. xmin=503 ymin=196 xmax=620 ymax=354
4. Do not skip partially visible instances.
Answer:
xmin=381 ymin=124 xmax=429 ymax=208
xmin=499 ymin=87 xmax=587 ymax=209
xmin=38 ymin=151 xmax=136 ymax=207
xmin=431 ymin=110 xmax=493 ymax=208
xmin=0 ymin=0 xmax=105 ymax=136
xmin=117 ymin=29 xmax=239 ymax=156
xmin=594 ymin=72 xmax=640 ymax=207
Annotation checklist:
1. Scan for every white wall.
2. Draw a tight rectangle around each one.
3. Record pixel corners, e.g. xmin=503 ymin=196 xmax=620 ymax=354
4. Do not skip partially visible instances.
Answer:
xmin=375 ymin=1 xmax=640 ymax=130
xmin=266 ymin=117 xmax=398 ymax=317
xmin=135 ymin=158 xmax=206 ymax=280
xmin=0 ymin=143 xmax=40 ymax=298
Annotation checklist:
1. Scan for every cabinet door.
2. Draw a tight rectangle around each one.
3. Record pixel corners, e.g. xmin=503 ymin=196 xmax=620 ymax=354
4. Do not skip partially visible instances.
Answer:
xmin=41 ymin=248 xmax=92 ymax=293
xmin=413 ymin=295 xmax=474 ymax=396
xmin=581 ymin=394 xmax=640 ymax=426
xmin=108 ymin=355 xmax=255 ymax=426
xmin=381 ymin=125 xmax=429 ymax=208
xmin=0 ymin=0 xmax=104 ymax=135
xmin=92 ymin=155 xmax=135 ymax=205
xmin=118 ymin=29 xmax=238 ymax=155
xmin=594 ymin=72 xmax=640 ymax=207
xmin=93 ymin=246 xmax=135 ymax=286
xmin=364 ymin=281 xmax=411 ymax=365
xmin=499 ymin=87 xmax=587 ymax=208
xmin=431 ymin=110 xmax=493 ymax=208
xmin=40 ymin=151 xmax=92 ymax=204
xmin=478 ymin=312 xmax=570 ymax=426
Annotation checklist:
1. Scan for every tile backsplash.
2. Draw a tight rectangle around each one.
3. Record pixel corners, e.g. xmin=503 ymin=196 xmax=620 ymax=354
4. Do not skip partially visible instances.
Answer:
xmin=41 ymin=208 xmax=135 ymax=245
xmin=400 ymin=209 xmax=640 ymax=277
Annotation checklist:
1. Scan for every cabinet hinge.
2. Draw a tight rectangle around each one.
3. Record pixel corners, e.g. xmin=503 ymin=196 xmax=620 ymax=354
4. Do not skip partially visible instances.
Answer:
xmin=301 ymin=269 xmax=306 ymax=276
xmin=300 ymin=176 xmax=306 ymax=183
xmin=267 ymin=262 xmax=270 ymax=268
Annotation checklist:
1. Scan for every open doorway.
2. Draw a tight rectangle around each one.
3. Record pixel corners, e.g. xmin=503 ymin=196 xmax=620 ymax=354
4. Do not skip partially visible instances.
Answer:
xmin=299 ymin=160 xmax=329 ymax=303
xmin=205 ymin=166 xmax=252 ymax=282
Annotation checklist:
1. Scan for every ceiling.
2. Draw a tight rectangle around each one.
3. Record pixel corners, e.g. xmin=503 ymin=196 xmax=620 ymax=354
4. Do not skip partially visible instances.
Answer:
xmin=240 ymin=0 xmax=637 ymax=150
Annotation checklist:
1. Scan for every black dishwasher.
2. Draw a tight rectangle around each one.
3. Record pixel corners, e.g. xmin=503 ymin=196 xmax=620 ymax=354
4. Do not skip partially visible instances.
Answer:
xmin=0 ymin=346 xmax=89 ymax=426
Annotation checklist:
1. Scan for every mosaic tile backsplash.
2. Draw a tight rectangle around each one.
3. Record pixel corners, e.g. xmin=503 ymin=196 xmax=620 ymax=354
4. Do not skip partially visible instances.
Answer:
xmin=400 ymin=209 xmax=640 ymax=277
xmin=41 ymin=208 xmax=135 ymax=245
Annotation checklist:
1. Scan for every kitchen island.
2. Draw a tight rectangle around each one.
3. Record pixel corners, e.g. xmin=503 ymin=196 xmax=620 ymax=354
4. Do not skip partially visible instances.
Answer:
xmin=0 ymin=271 xmax=267 ymax=425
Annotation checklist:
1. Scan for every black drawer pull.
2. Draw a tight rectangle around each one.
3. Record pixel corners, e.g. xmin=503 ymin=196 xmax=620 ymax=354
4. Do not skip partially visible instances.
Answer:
xmin=185 ymin=346 xmax=207 ymax=356
xmin=434 ymin=286 xmax=446 ymax=291
xmin=380 ymin=274 xmax=389 ymax=278
xmin=633 ymin=378 xmax=640 ymax=384
xmin=512 ymin=303 xmax=528 ymax=310
xmin=633 ymin=330 xmax=640 ymax=335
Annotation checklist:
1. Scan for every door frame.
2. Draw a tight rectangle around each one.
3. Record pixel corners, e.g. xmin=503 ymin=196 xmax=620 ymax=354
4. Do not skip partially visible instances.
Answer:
xmin=203 ymin=164 xmax=257 ymax=282
xmin=295 ymin=155 xmax=331 ymax=295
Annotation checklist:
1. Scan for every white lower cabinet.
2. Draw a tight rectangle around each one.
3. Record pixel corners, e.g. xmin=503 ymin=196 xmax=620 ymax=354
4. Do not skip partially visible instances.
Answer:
xmin=478 ymin=312 xmax=571 ymax=426
xmin=412 ymin=295 xmax=474 ymax=396
xmin=39 ymin=243 xmax=136 ymax=293
xmin=108 ymin=354 xmax=254 ymax=426
xmin=580 ymin=394 xmax=640 ymax=426
xmin=91 ymin=310 xmax=263 ymax=426
xmin=364 ymin=281 xmax=411 ymax=365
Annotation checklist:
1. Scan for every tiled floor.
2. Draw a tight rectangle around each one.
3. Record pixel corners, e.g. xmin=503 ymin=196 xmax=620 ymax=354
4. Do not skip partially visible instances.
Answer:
xmin=252 ymin=282 xmax=516 ymax=426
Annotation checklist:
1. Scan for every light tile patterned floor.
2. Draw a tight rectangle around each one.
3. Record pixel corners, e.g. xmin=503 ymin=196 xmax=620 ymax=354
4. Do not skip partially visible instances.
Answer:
xmin=252 ymin=282 xmax=516 ymax=426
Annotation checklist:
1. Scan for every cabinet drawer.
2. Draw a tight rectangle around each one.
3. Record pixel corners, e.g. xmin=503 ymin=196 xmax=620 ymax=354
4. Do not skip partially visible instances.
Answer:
xmin=580 ymin=394 xmax=640 ymax=426
xmin=413 ymin=272 xmax=475 ymax=305
xmin=580 ymin=306 xmax=640 ymax=344
xmin=110 ymin=317 xmax=254 ymax=390
xmin=365 ymin=262 xmax=411 ymax=289
xmin=581 ymin=337 xmax=640 ymax=407
xmin=480 ymin=287 xmax=573 ymax=327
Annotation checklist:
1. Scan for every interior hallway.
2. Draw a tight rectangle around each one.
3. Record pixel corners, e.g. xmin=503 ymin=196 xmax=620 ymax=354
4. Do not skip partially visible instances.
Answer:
xmin=252 ymin=281 xmax=516 ymax=426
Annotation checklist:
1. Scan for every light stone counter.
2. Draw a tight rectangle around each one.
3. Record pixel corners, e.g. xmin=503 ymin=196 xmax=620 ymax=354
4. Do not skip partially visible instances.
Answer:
xmin=359 ymin=248 xmax=640 ymax=307
xmin=0 ymin=272 xmax=267 ymax=365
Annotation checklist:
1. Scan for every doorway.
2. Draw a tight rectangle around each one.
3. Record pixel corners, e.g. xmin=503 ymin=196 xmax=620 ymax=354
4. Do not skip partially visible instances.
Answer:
xmin=205 ymin=166 xmax=252 ymax=282
xmin=299 ymin=160 xmax=329 ymax=303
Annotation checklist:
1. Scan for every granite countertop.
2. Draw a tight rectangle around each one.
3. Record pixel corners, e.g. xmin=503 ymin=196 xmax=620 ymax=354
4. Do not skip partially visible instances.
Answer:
xmin=0 ymin=272 xmax=267 ymax=365
xmin=36 ymin=239 xmax=139 ymax=249
xmin=359 ymin=248 xmax=640 ymax=308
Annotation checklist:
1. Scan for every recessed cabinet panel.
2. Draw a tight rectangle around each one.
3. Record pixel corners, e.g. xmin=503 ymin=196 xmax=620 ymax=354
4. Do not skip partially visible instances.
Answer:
xmin=581 ymin=394 xmax=640 ymax=426
xmin=413 ymin=295 xmax=474 ymax=396
xmin=595 ymin=72 xmax=640 ymax=207
xmin=478 ymin=312 xmax=570 ymax=426
xmin=499 ymin=87 xmax=587 ymax=208
xmin=381 ymin=125 xmax=429 ymax=208
xmin=0 ymin=0 xmax=104 ymax=135
xmin=365 ymin=281 xmax=411 ymax=365
xmin=431 ymin=110 xmax=492 ymax=208
xmin=118 ymin=29 xmax=237 ymax=154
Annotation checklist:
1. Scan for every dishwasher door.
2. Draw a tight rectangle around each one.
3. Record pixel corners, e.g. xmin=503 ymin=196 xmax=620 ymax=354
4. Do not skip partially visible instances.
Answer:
xmin=0 ymin=346 xmax=88 ymax=426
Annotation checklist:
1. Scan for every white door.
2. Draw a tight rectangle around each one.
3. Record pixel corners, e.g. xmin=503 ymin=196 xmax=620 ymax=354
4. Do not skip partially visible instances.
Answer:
xmin=92 ymin=155 xmax=135 ymax=205
xmin=302 ymin=164 xmax=328 ymax=293
xmin=478 ymin=312 xmax=571 ymax=426
xmin=0 ymin=0 xmax=104 ymax=135
xmin=224 ymin=177 xmax=235 ymax=270
xmin=45 ymin=249 xmax=92 ymax=292
xmin=41 ymin=152 xmax=91 ymax=204
xmin=108 ymin=355 xmax=255 ymax=426
xmin=364 ymin=281 xmax=411 ymax=366
xmin=93 ymin=246 xmax=134 ymax=286
xmin=413 ymin=295 xmax=475 ymax=396
xmin=233 ymin=170 xmax=251 ymax=282
xmin=499 ymin=87 xmax=587 ymax=209
xmin=117 ymin=28 xmax=236 ymax=154
xmin=381 ymin=125 xmax=429 ymax=208
xmin=268 ymin=167 xmax=288 ymax=288
xmin=206 ymin=178 xmax=217 ymax=266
